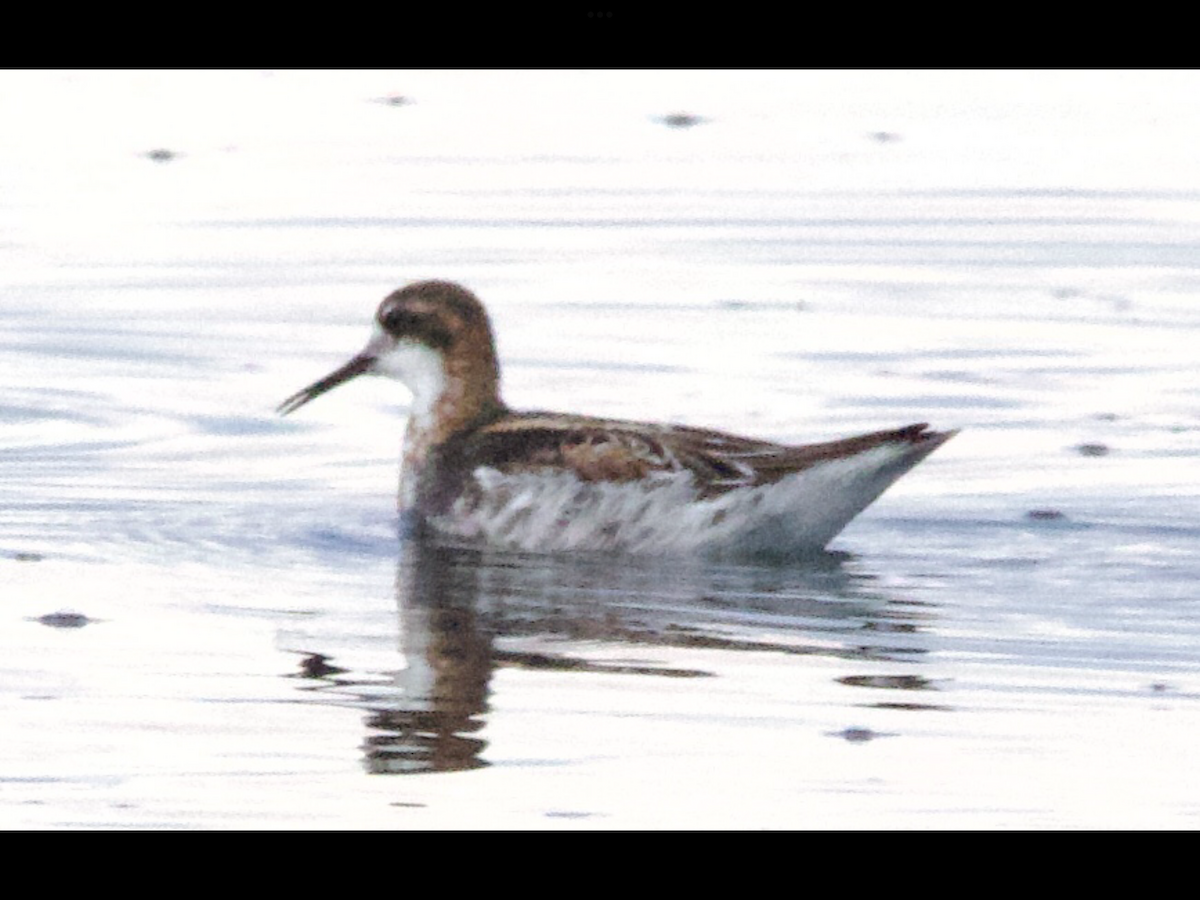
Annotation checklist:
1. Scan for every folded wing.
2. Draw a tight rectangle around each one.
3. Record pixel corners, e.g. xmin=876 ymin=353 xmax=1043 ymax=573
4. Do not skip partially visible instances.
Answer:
xmin=460 ymin=414 xmax=950 ymax=499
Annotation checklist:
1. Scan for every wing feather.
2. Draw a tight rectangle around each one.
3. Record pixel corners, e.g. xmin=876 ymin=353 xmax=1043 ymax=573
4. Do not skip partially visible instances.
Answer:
xmin=456 ymin=413 xmax=950 ymax=498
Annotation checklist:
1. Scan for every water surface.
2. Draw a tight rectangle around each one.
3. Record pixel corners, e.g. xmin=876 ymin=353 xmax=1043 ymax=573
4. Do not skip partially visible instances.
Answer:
xmin=2 ymin=71 xmax=1198 ymax=828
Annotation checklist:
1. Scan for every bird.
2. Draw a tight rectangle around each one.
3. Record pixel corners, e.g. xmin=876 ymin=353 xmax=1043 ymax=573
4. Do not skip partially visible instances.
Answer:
xmin=278 ymin=280 xmax=955 ymax=556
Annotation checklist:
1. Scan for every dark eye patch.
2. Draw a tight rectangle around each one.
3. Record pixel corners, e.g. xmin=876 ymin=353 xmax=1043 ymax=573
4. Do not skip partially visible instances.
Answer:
xmin=378 ymin=306 xmax=454 ymax=350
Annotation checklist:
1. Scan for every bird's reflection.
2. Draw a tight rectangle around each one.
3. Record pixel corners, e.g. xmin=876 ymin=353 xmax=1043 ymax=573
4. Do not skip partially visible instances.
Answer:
xmin=292 ymin=539 xmax=940 ymax=775
xmin=362 ymin=542 xmax=494 ymax=774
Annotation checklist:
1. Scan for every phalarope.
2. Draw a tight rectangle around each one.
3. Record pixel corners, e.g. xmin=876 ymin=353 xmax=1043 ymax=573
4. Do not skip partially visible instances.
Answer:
xmin=279 ymin=281 xmax=955 ymax=555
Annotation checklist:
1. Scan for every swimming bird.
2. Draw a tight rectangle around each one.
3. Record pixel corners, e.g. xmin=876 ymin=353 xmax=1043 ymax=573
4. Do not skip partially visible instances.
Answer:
xmin=278 ymin=280 xmax=955 ymax=556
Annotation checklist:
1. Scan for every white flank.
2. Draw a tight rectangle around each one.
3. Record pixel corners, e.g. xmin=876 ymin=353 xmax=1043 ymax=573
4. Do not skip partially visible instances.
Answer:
xmin=428 ymin=442 xmax=929 ymax=557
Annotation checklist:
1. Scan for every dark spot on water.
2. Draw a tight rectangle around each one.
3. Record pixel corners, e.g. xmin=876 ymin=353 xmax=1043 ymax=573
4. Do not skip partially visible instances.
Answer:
xmin=832 ymin=727 xmax=883 ymax=743
xmin=849 ymin=644 xmax=925 ymax=661
xmin=36 ymin=612 xmax=91 ymax=629
xmin=861 ymin=621 xmax=918 ymax=634
xmin=375 ymin=94 xmax=411 ymax=107
xmin=1093 ymin=412 xmax=1120 ymax=421
xmin=390 ymin=801 xmax=427 ymax=808
xmin=838 ymin=674 xmax=932 ymax=691
xmin=1026 ymin=508 xmax=1067 ymax=521
xmin=1149 ymin=682 xmax=1170 ymax=693
xmin=144 ymin=148 xmax=178 ymax=163
xmin=869 ymin=131 xmax=901 ymax=143
xmin=296 ymin=653 xmax=347 ymax=679
xmin=1076 ymin=442 xmax=1110 ymax=457
xmin=10 ymin=551 xmax=43 ymax=562
xmin=658 ymin=112 xmax=705 ymax=129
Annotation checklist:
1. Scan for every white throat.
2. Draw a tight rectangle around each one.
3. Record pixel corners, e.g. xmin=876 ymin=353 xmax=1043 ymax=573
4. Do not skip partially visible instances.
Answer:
xmin=370 ymin=331 xmax=447 ymax=429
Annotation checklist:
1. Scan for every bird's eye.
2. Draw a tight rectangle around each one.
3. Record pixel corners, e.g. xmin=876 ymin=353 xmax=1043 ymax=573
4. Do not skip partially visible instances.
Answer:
xmin=381 ymin=307 xmax=421 ymax=334
xmin=379 ymin=305 xmax=454 ymax=350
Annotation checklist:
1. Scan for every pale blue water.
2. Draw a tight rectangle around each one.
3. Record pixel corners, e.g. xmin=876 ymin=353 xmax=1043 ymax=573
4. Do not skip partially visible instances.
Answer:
xmin=2 ymin=71 xmax=1198 ymax=828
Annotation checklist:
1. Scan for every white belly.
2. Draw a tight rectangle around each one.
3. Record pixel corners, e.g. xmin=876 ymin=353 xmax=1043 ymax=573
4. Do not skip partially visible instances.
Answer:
xmin=424 ymin=443 xmax=924 ymax=557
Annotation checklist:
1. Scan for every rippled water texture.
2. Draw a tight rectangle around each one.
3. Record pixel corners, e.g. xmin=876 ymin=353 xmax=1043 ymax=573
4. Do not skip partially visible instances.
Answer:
xmin=2 ymin=71 xmax=1198 ymax=828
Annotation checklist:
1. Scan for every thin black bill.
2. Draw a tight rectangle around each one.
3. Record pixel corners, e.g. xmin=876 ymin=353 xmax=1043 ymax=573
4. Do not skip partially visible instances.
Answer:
xmin=277 ymin=353 xmax=374 ymax=416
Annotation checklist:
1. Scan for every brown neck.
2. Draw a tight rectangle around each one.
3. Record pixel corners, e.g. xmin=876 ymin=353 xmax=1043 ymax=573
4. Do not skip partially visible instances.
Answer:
xmin=398 ymin=345 xmax=507 ymax=511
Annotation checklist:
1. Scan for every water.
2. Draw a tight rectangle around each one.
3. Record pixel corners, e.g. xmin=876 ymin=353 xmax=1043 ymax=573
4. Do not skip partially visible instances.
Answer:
xmin=2 ymin=70 xmax=1198 ymax=828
